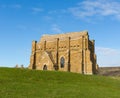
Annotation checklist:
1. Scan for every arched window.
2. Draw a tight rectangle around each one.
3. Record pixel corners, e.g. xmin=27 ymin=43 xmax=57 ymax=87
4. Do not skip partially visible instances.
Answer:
xmin=60 ymin=57 xmax=65 ymax=68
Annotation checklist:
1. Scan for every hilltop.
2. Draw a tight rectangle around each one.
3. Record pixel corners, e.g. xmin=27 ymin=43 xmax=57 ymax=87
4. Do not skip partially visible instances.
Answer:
xmin=98 ymin=67 xmax=120 ymax=76
xmin=0 ymin=67 xmax=120 ymax=98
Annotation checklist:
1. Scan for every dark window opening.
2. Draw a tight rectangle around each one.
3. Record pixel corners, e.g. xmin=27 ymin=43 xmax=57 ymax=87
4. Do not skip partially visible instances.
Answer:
xmin=43 ymin=64 xmax=47 ymax=70
xmin=60 ymin=57 xmax=65 ymax=68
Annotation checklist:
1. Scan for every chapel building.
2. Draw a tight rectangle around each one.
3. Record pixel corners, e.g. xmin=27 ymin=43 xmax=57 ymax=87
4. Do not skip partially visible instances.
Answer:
xmin=28 ymin=31 xmax=98 ymax=74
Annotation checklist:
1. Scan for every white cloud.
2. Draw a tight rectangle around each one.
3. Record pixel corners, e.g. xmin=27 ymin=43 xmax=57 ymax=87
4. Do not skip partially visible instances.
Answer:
xmin=51 ymin=24 xmax=62 ymax=33
xmin=96 ymin=47 xmax=120 ymax=56
xmin=48 ymin=10 xmax=58 ymax=14
xmin=48 ymin=9 xmax=67 ymax=14
xmin=11 ymin=4 xmax=21 ymax=9
xmin=43 ymin=16 xmax=53 ymax=20
xmin=32 ymin=7 xmax=43 ymax=13
xmin=95 ymin=47 xmax=120 ymax=67
xmin=0 ymin=4 xmax=21 ymax=9
xmin=68 ymin=0 xmax=120 ymax=20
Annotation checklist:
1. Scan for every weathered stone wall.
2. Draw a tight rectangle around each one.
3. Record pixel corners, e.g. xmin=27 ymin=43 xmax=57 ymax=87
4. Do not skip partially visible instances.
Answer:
xmin=28 ymin=31 xmax=98 ymax=74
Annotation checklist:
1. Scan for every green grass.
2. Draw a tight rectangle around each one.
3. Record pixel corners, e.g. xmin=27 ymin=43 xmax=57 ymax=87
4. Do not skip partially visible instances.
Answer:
xmin=0 ymin=68 xmax=120 ymax=98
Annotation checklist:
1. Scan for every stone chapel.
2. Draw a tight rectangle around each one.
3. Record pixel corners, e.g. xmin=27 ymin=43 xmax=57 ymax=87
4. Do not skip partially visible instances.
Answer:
xmin=28 ymin=31 xmax=98 ymax=74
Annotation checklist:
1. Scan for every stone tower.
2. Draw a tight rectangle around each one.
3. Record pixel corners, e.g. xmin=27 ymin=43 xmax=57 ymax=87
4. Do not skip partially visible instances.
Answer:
xmin=28 ymin=31 xmax=98 ymax=74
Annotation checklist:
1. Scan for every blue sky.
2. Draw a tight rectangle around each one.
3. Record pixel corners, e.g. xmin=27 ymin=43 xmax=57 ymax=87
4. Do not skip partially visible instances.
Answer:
xmin=0 ymin=0 xmax=120 ymax=67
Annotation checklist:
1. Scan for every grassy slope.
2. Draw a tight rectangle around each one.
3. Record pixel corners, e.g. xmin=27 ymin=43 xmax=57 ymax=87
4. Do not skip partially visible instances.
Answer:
xmin=0 ymin=68 xmax=120 ymax=98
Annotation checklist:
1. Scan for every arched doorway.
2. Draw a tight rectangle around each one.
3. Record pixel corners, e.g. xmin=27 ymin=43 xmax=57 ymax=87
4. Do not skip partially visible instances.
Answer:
xmin=60 ymin=57 xmax=65 ymax=68
xmin=43 ymin=64 xmax=47 ymax=70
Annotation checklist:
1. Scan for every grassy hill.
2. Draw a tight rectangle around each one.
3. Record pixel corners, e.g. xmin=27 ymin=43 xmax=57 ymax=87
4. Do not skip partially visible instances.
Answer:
xmin=0 ymin=68 xmax=120 ymax=98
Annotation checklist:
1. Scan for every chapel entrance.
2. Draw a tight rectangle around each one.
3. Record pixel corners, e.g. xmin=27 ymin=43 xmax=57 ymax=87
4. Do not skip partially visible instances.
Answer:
xmin=43 ymin=64 xmax=47 ymax=70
